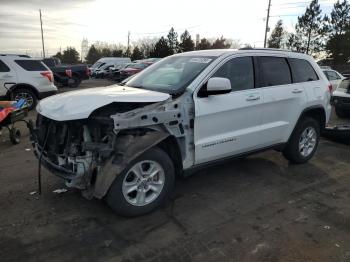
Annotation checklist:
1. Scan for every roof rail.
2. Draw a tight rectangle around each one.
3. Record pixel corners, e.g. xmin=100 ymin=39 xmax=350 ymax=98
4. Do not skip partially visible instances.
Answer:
xmin=238 ymin=47 xmax=293 ymax=53
xmin=0 ymin=54 xmax=31 ymax=58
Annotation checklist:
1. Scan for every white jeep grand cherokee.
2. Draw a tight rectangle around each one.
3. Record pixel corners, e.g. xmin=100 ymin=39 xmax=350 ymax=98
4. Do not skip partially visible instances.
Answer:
xmin=33 ymin=49 xmax=331 ymax=216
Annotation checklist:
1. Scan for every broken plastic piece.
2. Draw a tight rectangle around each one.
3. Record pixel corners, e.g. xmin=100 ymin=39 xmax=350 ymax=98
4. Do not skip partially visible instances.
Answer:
xmin=53 ymin=188 xmax=68 ymax=194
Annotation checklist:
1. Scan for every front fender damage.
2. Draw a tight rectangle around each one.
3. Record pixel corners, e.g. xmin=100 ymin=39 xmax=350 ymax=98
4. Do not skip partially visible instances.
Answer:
xmin=93 ymin=131 xmax=169 ymax=199
xmin=35 ymin=95 xmax=194 ymax=200
xmin=92 ymin=97 xmax=193 ymax=199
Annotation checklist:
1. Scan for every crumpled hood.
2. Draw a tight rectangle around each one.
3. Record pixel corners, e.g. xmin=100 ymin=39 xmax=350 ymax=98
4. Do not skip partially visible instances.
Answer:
xmin=37 ymin=85 xmax=170 ymax=121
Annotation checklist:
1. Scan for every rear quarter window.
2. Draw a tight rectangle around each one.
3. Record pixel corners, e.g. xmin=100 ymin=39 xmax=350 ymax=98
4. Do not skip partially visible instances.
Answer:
xmin=289 ymin=58 xmax=319 ymax=83
xmin=15 ymin=60 xmax=47 ymax=71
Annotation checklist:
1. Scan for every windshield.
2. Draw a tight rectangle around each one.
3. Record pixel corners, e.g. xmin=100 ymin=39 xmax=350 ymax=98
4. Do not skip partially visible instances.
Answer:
xmin=125 ymin=56 xmax=216 ymax=94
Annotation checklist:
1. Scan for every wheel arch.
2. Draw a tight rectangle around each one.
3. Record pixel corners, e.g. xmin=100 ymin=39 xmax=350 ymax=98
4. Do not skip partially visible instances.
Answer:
xmin=298 ymin=106 xmax=326 ymax=130
xmin=93 ymin=131 xmax=182 ymax=199
xmin=7 ymin=83 xmax=39 ymax=99
xmin=157 ymin=135 xmax=184 ymax=178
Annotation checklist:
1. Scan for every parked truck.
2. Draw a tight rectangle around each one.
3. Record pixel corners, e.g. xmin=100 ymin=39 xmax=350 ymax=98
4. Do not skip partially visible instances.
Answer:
xmin=42 ymin=58 xmax=90 ymax=88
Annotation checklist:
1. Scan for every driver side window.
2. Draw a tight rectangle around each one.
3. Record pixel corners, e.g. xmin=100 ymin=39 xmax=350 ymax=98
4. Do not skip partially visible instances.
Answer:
xmin=213 ymin=56 xmax=254 ymax=91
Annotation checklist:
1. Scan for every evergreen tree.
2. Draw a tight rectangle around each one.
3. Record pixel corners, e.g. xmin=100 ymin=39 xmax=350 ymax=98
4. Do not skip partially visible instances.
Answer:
xmin=328 ymin=0 xmax=350 ymax=35
xmin=131 ymin=46 xmax=144 ymax=61
xmin=61 ymin=47 xmax=80 ymax=64
xmin=325 ymin=0 xmax=350 ymax=64
xmin=326 ymin=30 xmax=350 ymax=64
xmin=178 ymin=30 xmax=195 ymax=52
xmin=53 ymin=51 xmax=63 ymax=61
xmin=211 ymin=36 xmax=231 ymax=49
xmin=111 ymin=49 xmax=124 ymax=57
xmin=85 ymin=45 xmax=101 ymax=64
xmin=101 ymin=48 xmax=112 ymax=57
xmin=167 ymin=27 xmax=179 ymax=54
xmin=286 ymin=33 xmax=303 ymax=52
xmin=294 ymin=0 xmax=327 ymax=55
xmin=267 ymin=20 xmax=285 ymax=49
xmin=196 ymin=38 xmax=212 ymax=50
xmin=150 ymin=37 xmax=172 ymax=58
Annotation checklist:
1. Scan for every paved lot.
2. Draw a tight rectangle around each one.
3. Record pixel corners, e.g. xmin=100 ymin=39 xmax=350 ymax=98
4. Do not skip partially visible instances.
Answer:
xmin=1 ymin=79 xmax=350 ymax=262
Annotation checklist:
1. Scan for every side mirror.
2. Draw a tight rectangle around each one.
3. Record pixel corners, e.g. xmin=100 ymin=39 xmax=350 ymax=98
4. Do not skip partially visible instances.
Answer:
xmin=206 ymin=77 xmax=232 ymax=96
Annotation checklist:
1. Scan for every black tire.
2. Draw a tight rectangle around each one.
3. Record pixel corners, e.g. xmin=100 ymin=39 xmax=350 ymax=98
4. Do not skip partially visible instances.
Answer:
xmin=335 ymin=107 xmax=350 ymax=119
xmin=12 ymin=88 xmax=37 ymax=110
xmin=283 ymin=117 xmax=320 ymax=164
xmin=106 ymin=147 xmax=175 ymax=217
xmin=68 ymin=76 xmax=81 ymax=88
xmin=9 ymin=127 xmax=21 ymax=145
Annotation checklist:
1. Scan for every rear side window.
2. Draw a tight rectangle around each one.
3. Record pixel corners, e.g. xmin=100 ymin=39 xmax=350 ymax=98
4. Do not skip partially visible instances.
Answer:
xmin=0 ymin=60 xmax=10 ymax=72
xmin=258 ymin=57 xmax=292 ymax=87
xmin=289 ymin=58 xmax=319 ymax=83
xmin=213 ymin=56 xmax=254 ymax=91
xmin=15 ymin=60 xmax=47 ymax=71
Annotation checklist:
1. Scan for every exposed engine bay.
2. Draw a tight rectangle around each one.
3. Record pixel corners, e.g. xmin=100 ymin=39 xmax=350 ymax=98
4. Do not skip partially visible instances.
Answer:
xmin=33 ymin=96 xmax=194 ymax=199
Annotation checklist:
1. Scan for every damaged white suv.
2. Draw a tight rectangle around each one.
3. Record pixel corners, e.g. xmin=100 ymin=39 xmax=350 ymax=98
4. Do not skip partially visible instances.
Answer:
xmin=33 ymin=49 xmax=331 ymax=216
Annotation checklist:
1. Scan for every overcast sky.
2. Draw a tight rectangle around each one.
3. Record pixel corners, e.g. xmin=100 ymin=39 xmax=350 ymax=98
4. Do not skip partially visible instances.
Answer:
xmin=0 ymin=0 xmax=338 ymax=57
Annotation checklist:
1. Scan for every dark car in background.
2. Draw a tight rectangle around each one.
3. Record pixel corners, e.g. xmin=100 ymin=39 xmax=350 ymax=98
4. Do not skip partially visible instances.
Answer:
xmin=42 ymin=58 xmax=90 ymax=88
xmin=117 ymin=62 xmax=152 ymax=82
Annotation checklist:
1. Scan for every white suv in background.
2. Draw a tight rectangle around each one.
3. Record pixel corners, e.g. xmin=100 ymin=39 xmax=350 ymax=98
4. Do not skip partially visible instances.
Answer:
xmin=322 ymin=68 xmax=345 ymax=91
xmin=33 ymin=49 xmax=331 ymax=216
xmin=0 ymin=54 xmax=57 ymax=110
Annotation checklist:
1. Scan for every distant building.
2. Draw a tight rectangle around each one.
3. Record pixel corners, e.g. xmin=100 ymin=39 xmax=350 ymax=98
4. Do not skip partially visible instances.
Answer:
xmin=81 ymin=38 xmax=89 ymax=62
xmin=196 ymin=34 xmax=200 ymax=48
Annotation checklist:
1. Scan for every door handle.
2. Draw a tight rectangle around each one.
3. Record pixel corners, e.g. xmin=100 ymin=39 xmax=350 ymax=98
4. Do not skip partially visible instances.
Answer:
xmin=246 ymin=95 xmax=260 ymax=101
xmin=292 ymin=89 xmax=303 ymax=94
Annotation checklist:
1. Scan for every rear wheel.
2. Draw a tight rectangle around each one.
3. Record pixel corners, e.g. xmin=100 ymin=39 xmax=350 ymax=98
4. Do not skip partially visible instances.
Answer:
xmin=12 ymin=88 xmax=37 ymax=110
xmin=68 ymin=76 xmax=81 ymax=88
xmin=283 ymin=117 xmax=320 ymax=164
xmin=106 ymin=147 xmax=175 ymax=217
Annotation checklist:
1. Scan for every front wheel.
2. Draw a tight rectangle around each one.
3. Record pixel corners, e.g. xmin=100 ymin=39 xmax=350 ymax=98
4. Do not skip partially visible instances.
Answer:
xmin=105 ymin=147 xmax=175 ymax=217
xmin=283 ymin=117 xmax=320 ymax=164
xmin=12 ymin=88 xmax=37 ymax=110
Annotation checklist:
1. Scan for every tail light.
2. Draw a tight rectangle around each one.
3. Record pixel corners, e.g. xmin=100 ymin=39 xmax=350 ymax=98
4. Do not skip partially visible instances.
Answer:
xmin=65 ymin=69 xmax=72 ymax=78
xmin=328 ymin=84 xmax=333 ymax=93
xmin=86 ymin=68 xmax=91 ymax=76
xmin=40 ymin=71 xmax=53 ymax=82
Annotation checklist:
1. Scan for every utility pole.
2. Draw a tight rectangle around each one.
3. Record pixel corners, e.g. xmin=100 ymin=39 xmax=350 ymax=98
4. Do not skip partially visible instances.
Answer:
xmin=263 ymin=0 xmax=272 ymax=48
xmin=39 ymin=9 xmax=45 ymax=58
xmin=127 ymin=31 xmax=130 ymax=56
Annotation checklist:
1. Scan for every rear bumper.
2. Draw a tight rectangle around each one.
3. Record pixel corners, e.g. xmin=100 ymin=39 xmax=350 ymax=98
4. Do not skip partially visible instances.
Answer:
xmin=39 ymin=90 xmax=58 ymax=99
xmin=331 ymin=96 xmax=350 ymax=109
